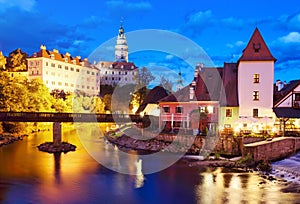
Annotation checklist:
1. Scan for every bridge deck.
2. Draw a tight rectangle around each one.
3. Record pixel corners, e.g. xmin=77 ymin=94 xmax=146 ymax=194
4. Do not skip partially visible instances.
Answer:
xmin=0 ymin=112 xmax=149 ymax=123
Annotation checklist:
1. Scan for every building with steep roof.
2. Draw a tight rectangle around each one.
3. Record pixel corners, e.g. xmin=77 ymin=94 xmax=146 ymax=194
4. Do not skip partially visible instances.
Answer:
xmin=27 ymin=45 xmax=100 ymax=95
xmin=158 ymin=28 xmax=278 ymax=135
xmin=95 ymin=23 xmax=138 ymax=86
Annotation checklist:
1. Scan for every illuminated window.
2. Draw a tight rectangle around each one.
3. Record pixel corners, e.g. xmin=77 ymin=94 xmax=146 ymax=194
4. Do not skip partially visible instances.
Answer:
xmin=200 ymin=106 xmax=206 ymax=113
xmin=253 ymin=109 xmax=258 ymax=117
xmin=253 ymin=74 xmax=260 ymax=83
xmin=253 ymin=91 xmax=259 ymax=101
xmin=175 ymin=106 xmax=183 ymax=114
xmin=226 ymin=108 xmax=232 ymax=117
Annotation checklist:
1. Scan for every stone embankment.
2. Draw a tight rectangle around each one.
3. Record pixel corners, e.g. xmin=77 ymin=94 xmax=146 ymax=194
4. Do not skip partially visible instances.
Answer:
xmin=243 ymin=137 xmax=300 ymax=161
xmin=0 ymin=133 xmax=27 ymax=147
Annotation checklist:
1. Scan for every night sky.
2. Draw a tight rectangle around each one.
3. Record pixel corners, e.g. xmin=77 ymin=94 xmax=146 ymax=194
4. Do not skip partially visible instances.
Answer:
xmin=0 ymin=0 xmax=299 ymax=86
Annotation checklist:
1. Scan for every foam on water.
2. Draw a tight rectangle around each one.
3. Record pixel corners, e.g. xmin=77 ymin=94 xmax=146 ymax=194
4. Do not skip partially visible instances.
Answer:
xmin=272 ymin=152 xmax=300 ymax=184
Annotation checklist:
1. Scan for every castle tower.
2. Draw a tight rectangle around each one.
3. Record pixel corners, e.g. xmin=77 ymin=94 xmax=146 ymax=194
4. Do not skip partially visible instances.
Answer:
xmin=115 ymin=22 xmax=128 ymax=62
xmin=237 ymin=28 xmax=276 ymax=118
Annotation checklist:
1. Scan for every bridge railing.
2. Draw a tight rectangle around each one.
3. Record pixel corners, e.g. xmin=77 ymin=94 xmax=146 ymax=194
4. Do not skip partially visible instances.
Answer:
xmin=0 ymin=111 xmax=155 ymax=123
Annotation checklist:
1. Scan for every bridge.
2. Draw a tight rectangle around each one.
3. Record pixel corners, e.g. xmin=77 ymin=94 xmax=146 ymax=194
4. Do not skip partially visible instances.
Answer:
xmin=0 ymin=112 xmax=151 ymax=146
xmin=0 ymin=112 xmax=147 ymax=123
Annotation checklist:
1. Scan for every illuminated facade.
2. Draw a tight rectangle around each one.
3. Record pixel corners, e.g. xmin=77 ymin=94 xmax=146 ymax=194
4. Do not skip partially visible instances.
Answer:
xmin=27 ymin=45 xmax=100 ymax=96
xmin=158 ymin=28 xmax=278 ymax=135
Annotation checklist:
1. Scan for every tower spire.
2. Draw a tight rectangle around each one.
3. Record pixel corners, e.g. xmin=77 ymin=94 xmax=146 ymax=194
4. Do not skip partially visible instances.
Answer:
xmin=115 ymin=20 xmax=128 ymax=62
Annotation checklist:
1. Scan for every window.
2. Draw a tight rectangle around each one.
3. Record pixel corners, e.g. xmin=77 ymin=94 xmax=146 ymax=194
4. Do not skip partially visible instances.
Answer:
xmin=163 ymin=106 xmax=170 ymax=113
xmin=226 ymin=108 xmax=232 ymax=117
xmin=51 ymin=63 xmax=55 ymax=67
xmin=65 ymin=66 xmax=69 ymax=70
xmin=58 ymin=65 xmax=62 ymax=69
xmin=175 ymin=106 xmax=183 ymax=113
xmin=295 ymin=93 xmax=300 ymax=101
xmin=253 ymin=91 xmax=259 ymax=101
xmin=46 ymin=62 xmax=49 ymax=66
xmin=71 ymin=67 xmax=74 ymax=71
xmin=92 ymin=72 xmax=95 ymax=75
xmin=200 ymin=106 xmax=206 ymax=113
xmin=87 ymin=71 xmax=90 ymax=74
xmin=253 ymin=109 xmax=258 ymax=117
xmin=112 ymin=71 xmax=114 ymax=75
xmin=51 ymin=81 xmax=55 ymax=85
xmin=76 ymin=69 xmax=80 ymax=72
xmin=58 ymin=82 xmax=62 ymax=86
xmin=253 ymin=74 xmax=260 ymax=83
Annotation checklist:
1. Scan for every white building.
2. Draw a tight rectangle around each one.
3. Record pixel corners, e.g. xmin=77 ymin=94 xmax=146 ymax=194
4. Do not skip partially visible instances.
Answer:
xmin=96 ymin=23 xmax=138 ymax=86
xmin=27 ymin=45 xmax=100 ymax=96
xmin=237 ymin=28 xmax=276 ymax=119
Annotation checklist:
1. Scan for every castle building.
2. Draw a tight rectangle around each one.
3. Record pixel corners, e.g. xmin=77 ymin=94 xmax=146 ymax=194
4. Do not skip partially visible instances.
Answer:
xmin=158 ymin=28 xmax=278 ymax=135
xmin=96 ymin=23 xmax=138 ymax=86
xmin=27 ymin=45 xmax=100 ymax=96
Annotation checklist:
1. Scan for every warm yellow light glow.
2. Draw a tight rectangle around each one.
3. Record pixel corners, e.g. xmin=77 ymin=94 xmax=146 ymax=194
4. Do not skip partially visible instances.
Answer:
xmin=234 ymin=126 xmax=240 ymax=133
xmin=207 ymin=105 xmax=214 ymax=114
xmin=272 ymin=126 xmax=277 ymax=133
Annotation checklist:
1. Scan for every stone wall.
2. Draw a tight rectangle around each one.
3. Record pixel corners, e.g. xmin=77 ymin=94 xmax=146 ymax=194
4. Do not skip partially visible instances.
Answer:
xmin=243 ymin=137 xmax=300 ymax=162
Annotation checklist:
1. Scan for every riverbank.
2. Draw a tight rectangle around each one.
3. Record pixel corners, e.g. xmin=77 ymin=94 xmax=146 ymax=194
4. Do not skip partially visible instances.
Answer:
xmin=0 ymin=133 xmax=27 ymax=147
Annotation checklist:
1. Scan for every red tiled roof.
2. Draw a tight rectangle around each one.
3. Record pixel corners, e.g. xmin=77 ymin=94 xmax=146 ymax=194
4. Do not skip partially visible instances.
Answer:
xmin=98 ymin=61 xmax=138 ymax=70
xmin=30 ymin=47 xmax=86 ymax=66
xmin=159 ymin=63 xmax=239 ymax=106
xmin=238 ymin=28 xmax=276 ymax=62
xmin=221 ymin=63 xmax=239 ymax=106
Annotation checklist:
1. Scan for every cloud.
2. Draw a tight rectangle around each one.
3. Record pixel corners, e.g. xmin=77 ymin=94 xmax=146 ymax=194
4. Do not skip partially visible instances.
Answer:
xmin=165 ymin=54 xmax=174 ymax=60
xmin=0 ymin=8 xmax=94 ymax=58
xmin=279 ymin=32 xmax=300 ymax=43
xmin=0 ymin=0 xmax=36 ymax=12
xmin=106 ymin=0 xmax=152 ymax=13
xmin=226 ymin=40 xmax=246 ymax=48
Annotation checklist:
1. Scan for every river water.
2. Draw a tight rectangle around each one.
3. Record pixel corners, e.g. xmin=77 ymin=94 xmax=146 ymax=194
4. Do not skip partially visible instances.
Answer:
xmin=0 ymin=124 xmax=299 ymax=204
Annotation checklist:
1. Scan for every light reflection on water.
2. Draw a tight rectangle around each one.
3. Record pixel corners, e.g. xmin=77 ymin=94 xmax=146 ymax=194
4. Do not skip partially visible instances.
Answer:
xmin=0 ymin=124 xmax=299 ymax=203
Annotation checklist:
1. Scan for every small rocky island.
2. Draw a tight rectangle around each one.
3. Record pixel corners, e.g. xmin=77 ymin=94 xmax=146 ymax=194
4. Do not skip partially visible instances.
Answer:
xmin=37 ymin=142 xmax=76 ymax=153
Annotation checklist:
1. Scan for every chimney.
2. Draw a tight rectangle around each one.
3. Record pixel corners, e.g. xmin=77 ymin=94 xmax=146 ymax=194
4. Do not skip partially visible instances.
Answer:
xmin=40 ymin=45 xmax=46 ymax=50
xmin=276 ymin=79 xmax=284 ymax=91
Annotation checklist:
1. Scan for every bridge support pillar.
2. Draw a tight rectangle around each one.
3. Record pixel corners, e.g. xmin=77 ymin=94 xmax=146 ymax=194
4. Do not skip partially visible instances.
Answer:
xmin=53 ymin=122 xmax=62 ymax=146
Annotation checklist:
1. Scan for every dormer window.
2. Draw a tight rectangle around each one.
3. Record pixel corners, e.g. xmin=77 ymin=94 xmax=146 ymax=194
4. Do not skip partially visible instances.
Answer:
xmin=253 ymin=43 xmax=261 ymax=53
xmin=51 ymin=54 xmax=55 ymax=59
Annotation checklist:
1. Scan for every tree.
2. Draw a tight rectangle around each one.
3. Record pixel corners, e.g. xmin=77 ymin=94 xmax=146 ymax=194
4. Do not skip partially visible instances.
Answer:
xmin=159 ymin=76 xmax=173 ymax=93
xmin=6 ymin=48 xmax=28 ymax=72
xmin=0 ymin=51 xmax=6 ymax=71
xmin=133 ymin=67 xmax=155 ymax=106
xmin=134 ymin=66 xmax=155 ymax=89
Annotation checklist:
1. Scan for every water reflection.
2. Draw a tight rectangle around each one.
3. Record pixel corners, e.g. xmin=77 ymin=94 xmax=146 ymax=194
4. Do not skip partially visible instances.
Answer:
xmin=53 ymin=153 xmax=61 ymax=184
xmin=0 ymin=125 xmax=299 ymax=203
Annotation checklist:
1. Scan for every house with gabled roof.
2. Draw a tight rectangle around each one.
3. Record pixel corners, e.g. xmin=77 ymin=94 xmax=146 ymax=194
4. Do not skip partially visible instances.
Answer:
xmin=273 ymin=80 xmax=300 ymax=135
xmin=158 ymin=28 xmax=278 ymax=135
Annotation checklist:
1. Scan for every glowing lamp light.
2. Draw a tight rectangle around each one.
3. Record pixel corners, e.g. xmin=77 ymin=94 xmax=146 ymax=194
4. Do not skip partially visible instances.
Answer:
xmin=207 ymin=105 xmax=214 ymax=114
xmin=234 ymin=126 xmax=240 ymax=133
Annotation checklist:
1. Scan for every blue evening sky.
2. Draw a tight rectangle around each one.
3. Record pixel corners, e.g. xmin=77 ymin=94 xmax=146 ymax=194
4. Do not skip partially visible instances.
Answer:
xmin=0 ymin=0 xmax=299 ymax=86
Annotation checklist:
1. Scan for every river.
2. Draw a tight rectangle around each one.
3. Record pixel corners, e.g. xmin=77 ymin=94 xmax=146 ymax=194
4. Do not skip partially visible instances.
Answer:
xmin=0 ymin=123 xmax=299 ymax=204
